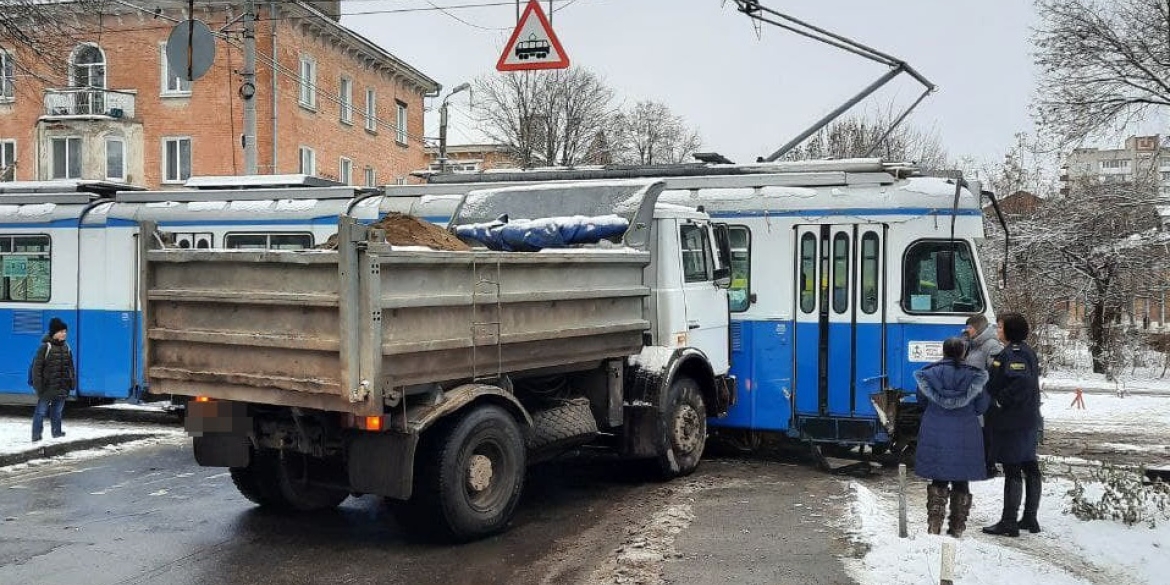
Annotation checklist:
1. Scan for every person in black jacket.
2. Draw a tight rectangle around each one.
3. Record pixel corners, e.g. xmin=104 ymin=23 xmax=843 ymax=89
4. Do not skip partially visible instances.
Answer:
xmin=31 ymin=318 xmax=76 ymax=442
xmin=982 ymin=312 xmax=1043 ymax=537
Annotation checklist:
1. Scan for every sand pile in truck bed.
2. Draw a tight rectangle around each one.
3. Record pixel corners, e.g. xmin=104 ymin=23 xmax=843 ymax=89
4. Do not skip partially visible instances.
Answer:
xmin=319 ymin=213 xmax=471 ymax=251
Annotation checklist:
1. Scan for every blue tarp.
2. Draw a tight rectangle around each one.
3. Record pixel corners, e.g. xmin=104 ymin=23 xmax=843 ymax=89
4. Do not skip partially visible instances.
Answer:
xmin=453 ymin=214 xmax=630 ymax=252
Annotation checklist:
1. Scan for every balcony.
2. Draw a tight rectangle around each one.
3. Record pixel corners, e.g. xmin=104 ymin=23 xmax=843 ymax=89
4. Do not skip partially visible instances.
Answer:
xmin=42 ymin=88 xmax=135 ymax=119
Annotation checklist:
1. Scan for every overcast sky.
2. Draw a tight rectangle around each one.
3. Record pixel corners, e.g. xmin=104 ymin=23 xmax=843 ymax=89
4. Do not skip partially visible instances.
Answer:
xmin=343 ymin=0 xmax=1038 ymax=166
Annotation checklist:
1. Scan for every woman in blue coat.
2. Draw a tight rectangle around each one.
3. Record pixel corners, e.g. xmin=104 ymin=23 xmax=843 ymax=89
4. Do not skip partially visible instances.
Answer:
xmin=914 ymin=337 xmax=990 ymax=538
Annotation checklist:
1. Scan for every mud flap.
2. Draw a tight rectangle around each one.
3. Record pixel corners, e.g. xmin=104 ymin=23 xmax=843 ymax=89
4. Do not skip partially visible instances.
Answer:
xmin=193 ymin=434 xmax=250 ymax=468
xmin=621 ymin=404 xmax=660 ymax=458
xmin=348 ymin=432 xmax=419 ymax=500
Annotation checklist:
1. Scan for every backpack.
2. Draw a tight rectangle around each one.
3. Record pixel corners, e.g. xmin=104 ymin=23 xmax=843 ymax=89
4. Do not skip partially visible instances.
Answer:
xmin=26 ymin=343 xmax=50 ymax=389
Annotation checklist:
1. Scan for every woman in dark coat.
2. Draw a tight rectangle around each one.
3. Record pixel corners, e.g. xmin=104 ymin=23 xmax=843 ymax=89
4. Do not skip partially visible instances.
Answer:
xmin=982 ymin=312 xmax=1043 ymax=537
xmin=914 ymin=337 xmax=990 ymax=538
xmin=31 ymin=318 xmax=76 ymax=442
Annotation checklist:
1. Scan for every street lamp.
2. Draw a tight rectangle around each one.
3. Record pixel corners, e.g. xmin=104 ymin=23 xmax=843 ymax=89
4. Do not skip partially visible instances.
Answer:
xmin=438 ymin=82 xmax=471 ymax=174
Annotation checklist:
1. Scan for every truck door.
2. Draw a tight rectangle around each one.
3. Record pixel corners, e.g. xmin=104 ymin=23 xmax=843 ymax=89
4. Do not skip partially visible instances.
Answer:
xmin=679 ymin=221 xmax=730 ymax=374
xmin=793 ymin=224 xmax=887 ymax=439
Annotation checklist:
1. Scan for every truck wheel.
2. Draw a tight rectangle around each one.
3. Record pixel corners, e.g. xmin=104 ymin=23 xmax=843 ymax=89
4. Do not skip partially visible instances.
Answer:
xmin=231 ymin=451 xmax=348 ymax=512
xmin=416 ymin=404 xmax=526 ymax=541
xmin=526 ymin=399 xmax=598 ymax=462
xmin=657 ymin=376 xmax=707 ymax=479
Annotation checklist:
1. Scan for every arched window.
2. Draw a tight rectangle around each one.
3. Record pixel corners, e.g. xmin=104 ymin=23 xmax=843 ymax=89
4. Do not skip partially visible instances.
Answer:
xmin=70 ymin=44 xmax=106 ymax=89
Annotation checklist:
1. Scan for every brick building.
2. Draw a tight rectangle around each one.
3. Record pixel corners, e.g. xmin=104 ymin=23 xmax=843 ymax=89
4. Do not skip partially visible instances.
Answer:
xmin=422 ymin=143 xmax=520 ymax=174
xmin=0 ymin=0 xmax=439 ymax=188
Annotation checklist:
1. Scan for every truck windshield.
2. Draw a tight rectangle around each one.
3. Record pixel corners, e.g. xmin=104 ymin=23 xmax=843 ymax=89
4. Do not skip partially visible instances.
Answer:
xmin=902 ymin=240 xmax=984 ymax=314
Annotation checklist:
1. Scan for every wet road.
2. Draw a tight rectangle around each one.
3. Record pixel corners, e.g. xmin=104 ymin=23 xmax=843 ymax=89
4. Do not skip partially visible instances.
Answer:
xmin=0 ymin=440 xmax=855 ymax=585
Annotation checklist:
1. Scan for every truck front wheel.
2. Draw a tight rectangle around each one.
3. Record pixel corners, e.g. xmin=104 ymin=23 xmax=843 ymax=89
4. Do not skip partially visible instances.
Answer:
xmin=406 ymin=404 xmax=526 ymax=541
xmin=657 ymin=376 xmax=708 ymax=479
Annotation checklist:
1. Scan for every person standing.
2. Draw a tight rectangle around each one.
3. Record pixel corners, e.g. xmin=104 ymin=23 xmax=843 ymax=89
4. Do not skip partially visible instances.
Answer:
xmin=914 ymin=337 xmax=990 ymax=538
xmin=30 ymin=318 xmax=75 ymax=442
xmin=965 ymin=314 xmax=1004 ymax=477
xmin=982 ymin=312 xmax=1043 ymax=537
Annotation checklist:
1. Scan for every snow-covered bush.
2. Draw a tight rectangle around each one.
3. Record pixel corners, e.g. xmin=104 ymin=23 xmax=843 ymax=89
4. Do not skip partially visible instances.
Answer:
xmin=1065 ymin=464 xmax=1170 ymax=528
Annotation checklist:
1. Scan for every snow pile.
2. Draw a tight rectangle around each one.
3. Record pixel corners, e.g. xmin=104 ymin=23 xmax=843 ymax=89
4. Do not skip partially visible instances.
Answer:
xmin=843 ymin=477 xmax=1170 ymax=585
xmin=0 ymin=414 xmax=181 ymax=458
xmin=454 ymin=214 xmax=629 ymax=252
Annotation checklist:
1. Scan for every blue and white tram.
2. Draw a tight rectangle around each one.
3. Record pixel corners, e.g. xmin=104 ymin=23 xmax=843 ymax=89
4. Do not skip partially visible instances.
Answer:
xmin=0 ymin=177 xmax=380 ymax=405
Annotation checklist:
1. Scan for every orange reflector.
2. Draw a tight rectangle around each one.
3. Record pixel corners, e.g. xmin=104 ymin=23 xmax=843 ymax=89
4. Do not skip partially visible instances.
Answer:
xmin=194 ymin=396 xmax=211 ymax=403
xmin=364 ymin=416 xmax=383 ymax=432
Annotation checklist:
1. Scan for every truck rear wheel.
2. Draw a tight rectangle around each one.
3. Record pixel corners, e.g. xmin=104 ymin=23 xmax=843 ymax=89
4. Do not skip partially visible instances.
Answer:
xmin=526 ymin=399 xmax=598 ymax=463
xmin=230 ymin=450 xmax=349 ymax=512
xmin=405 ymin=404 xmax=526 ymax=541
xmin=657 ymin=376 xmax=707 ymax=479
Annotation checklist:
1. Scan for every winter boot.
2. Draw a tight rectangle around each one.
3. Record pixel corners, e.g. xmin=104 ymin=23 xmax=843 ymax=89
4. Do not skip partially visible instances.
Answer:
xmin=983 ymin=474 xmax=1022 ymax=537
xmin=1019 ymin=470 xmax=1042 ymax=534
xmin=946 ymin=491 xmax=973 ymax=538
xmin=926 ymin=484 xmax=950 ymax=535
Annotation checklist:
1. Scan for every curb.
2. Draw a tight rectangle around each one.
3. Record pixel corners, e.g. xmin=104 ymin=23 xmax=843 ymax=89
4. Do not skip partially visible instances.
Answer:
xmin=0 ymin=433 xmax=166 ymax=468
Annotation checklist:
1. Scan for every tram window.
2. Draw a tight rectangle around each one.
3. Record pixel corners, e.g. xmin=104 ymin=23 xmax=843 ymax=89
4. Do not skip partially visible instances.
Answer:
xmin=225 ymin=233 xmax=313 ymax=250
xmin=679 ymin=224 xmax=712 ymax=283
xmin=0 ymin=234 xmax=51 ymax=303
xmin=832 ymin=233 xmax=849 ymax=314
xmin=169 ymin=232 xmax=214 ymax=249
xmin=800 ymin=232 xmax=816 ymax=313
xmin=724 ymin=225 xmax=751 ymax=312
xmin=860 ymin=233 xmax=880 ymax=314
xmin=902 ymin=240 xmax=984 ymax=314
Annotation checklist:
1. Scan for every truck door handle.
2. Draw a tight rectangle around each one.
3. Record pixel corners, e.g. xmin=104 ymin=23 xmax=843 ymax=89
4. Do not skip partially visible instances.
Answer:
xmin=687 ymin=321 xmax=701 ymax=330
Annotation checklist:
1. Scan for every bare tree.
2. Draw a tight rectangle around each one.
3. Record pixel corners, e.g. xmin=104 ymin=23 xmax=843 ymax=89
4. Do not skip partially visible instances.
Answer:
xmin=0 ymin=1 xmax=106 ymax=89
xmin=1034 ymin=0 xmax=1170 ymax=145
xmin=1005 ymin=177 xmax=1165 ymax=374
xmin=606 ymin=100 xmax=701 ymax=165
xmin=474 ymin=67 xmax=614 ymax=168
xmin=781 ymin=107 xmax=948 ymax=170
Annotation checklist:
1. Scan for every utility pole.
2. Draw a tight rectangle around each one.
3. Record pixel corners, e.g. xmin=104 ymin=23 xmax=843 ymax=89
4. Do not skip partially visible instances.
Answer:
xmin=438 ymin=83 xmax=471 ymax=174
xmin=241 ymin=0 xmax=259 ymax=175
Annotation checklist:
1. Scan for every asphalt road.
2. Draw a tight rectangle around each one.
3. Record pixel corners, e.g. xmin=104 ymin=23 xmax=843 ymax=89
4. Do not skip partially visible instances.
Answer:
xmin=0 ymin=440 xmax=857 ymax=585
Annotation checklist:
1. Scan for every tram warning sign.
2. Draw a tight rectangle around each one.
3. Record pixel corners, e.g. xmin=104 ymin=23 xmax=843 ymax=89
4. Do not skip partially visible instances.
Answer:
xmin=497 ymin=0 xmax=570 ymax=71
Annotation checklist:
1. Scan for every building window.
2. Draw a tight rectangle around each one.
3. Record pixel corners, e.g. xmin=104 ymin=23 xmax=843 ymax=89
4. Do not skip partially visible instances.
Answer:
xmin=395 ymin=176 xmax=406 ymax=186
xmin=51 ymin=137 xmax=82 ymax=179
xmin=365 ymin=88 xmax=377 ymax=132
xmin=364 ymin=166 xmax=376 ymax=187
xmin=395 ymin=100 xmax=407 ymax=145
xmin=338 ymin=157 xmax=352 ymax=185
xmin=0 ymin=140 xmax=14 ymax=181
xmin=298 ymin=56 xmax=316 ymax=109
xmin=159 ymin=43 xmax=191 ymax=96
xmin=70 ymin=44 xmax=106 ymax=89
xmin=0 ymin=51 xmax=14 ymax=101
xmin=299 ymin=146 xmax=315 ymax=175
xmin=225 ymin=233 xmax=313 ymax=250
xmin=105 ymin=136 xmax=124 ymax=181
xmin=162 ymin=137 xmax=192 ymax=183
xmin=0 ymin=234 xmax=51 ymax=302
xmin=339 ymin=76 xmax=353 ymax=124
xmin=1100 ymin=159 xmax=1130 ymax=170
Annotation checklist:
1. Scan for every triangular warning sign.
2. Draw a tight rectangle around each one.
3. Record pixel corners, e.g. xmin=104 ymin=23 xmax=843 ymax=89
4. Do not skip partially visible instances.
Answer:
xmin=497 ymin=0 xmax=570 ymax=72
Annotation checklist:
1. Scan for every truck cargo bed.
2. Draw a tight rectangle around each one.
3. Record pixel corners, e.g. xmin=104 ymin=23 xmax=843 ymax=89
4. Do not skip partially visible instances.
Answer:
xmin=144 ymin=220 xmax=651 ymax=415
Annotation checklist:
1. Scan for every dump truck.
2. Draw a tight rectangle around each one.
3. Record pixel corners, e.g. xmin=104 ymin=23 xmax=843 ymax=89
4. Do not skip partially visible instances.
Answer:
xmin=144 ymin=180 xmax=736 ymax=541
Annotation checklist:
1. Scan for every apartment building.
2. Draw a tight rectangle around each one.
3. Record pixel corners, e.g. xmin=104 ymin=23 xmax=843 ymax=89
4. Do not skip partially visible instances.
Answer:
xmin=0 ymin=0 xmax=439 ymax=188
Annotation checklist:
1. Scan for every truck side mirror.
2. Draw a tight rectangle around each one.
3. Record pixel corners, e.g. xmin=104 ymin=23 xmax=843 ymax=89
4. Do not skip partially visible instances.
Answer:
xmin=936 ymin=250 xmax=956 ymax=291
xmin=714 ymin=266 xmax=732 ymax=288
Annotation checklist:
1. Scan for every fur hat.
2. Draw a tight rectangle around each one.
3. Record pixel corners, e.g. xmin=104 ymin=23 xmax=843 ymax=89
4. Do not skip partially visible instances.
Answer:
xmin=48 ymin=318 xmax=68 ymax=335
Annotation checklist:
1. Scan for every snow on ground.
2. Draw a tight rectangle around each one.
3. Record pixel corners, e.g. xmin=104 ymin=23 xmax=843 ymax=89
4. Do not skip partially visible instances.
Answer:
xmin=844 ymin=478 xmax=1169 ymax=585
xmin=1042 ymin=373 xmax=1170 ymax=395
xmin=845 ymin=373 xmax=1170 ymax=585
xmin=0 ymin=414 xmax=183 ymax=458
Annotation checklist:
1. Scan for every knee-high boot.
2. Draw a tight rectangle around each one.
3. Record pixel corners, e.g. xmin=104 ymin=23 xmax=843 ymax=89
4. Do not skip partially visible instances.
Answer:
xmin=926 ymin=484 xmax=949 ymax=535
xmin=983 ymin=472 xmax=1022 ymax=537
xmin=947 ymin=491 xmax=973 ymax=538
xmin=1019 ymin=464 xmax=1042 ymax=533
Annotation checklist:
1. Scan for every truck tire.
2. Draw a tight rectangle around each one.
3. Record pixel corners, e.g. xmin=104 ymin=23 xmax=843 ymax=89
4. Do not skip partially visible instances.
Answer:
xmin=526 ymin=400 xmax=598 ymax=460
xmin=409 ymin=404 xmax=526 ymax=541
xmin=230 ymin=450 xmax=348 ymax=512
xmin=656 ymin=376 xmax=707 ymax=479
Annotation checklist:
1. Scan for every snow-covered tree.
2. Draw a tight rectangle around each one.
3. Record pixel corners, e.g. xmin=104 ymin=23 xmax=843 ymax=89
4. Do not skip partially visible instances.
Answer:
xmin=606 ymin=101 xmax=701 ymax=165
